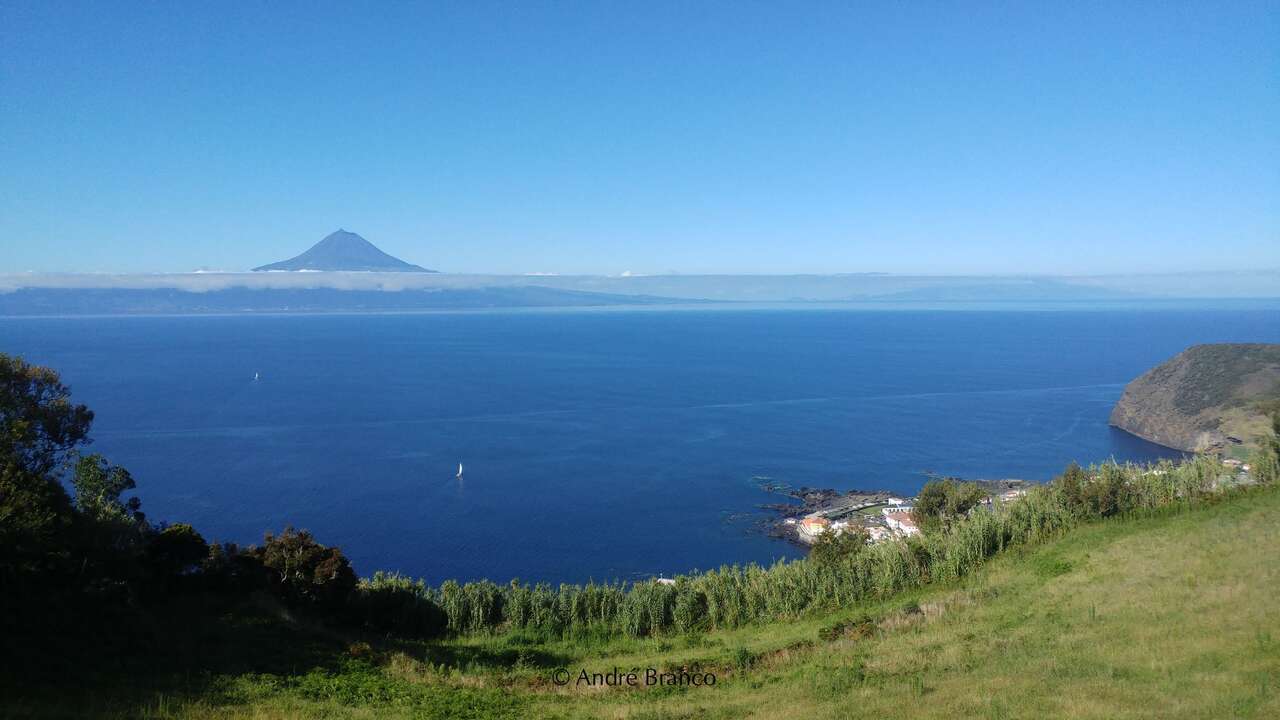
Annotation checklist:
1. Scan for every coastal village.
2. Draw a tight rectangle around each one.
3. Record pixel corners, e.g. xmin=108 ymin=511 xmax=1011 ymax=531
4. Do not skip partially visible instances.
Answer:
xmin=778 ymin=483 xmax=1030 ymax=545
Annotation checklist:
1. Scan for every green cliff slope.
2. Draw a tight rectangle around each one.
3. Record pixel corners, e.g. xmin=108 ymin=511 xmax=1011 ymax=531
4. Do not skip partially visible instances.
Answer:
xmin=1110 ymin=343 xmax=1280 ymax=453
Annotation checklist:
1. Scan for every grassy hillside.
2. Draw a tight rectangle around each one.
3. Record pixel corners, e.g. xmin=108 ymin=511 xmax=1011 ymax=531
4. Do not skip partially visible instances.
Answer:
xmin=13 ymin=483 xmax=1279 ymax=720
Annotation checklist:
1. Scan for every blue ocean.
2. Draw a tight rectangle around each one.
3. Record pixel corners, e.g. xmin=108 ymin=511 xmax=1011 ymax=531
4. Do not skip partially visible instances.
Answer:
xmin=3 ymin=307 xmax=1277 ymax=585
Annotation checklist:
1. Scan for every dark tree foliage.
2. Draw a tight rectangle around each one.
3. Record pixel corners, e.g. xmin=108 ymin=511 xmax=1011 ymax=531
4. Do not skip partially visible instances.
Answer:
xmin=0 ymin=464 xmax=77 ymax=575
xmin=0 ymin=357 xmax=120 ymax=679
xmin=0 ymin=355 xmax=93 ymax=577
xmin=0 ymin=353 xmax=94 ymax=477
xmin=254 ymin=526 xmax=358 ymax=612
xmin=147 ymin=523 xmax=210 ymax=580
xmin=200 ymin=541 xmax=268 ymax=595
xmin=72 ymin=453 xmax=146 ymax=541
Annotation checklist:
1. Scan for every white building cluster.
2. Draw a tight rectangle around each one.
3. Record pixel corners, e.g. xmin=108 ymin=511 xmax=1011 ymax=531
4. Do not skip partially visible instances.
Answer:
xmin=795 ymin=497 xmax=923 ymax=545
xmin=881 ymin=507 xmax=919 ymax=537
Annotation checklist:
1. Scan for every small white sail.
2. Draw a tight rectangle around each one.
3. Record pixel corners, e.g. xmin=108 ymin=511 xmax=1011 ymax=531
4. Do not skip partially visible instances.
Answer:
xmin=456 ymin=462 xmax=464 ymax=478
xmin=253 ymin=372 xmax=260 ymax=381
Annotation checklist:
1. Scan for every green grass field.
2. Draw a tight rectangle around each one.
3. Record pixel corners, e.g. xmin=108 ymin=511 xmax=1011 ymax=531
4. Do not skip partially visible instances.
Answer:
xmin=14 ymin=485 xmax=1280 ymax=720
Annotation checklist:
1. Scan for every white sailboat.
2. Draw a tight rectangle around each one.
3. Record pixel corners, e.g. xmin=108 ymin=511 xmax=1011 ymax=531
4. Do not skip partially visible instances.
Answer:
xmin=253 ymin=372 xmax=260 ymax=381
xmin=456 ymin=462 xmax=464 ymax=479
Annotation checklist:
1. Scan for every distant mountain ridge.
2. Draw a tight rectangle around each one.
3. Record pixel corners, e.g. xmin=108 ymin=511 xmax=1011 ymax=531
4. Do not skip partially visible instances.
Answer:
xmin=253 ymin=230 xmax=434 ymax=272
xmin=1110 ymin=344 xmax=1280 ymax=453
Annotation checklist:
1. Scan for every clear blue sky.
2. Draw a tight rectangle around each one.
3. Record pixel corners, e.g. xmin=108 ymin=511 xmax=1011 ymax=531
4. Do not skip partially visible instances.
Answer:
xmin=2 ymin=1 xmax=1276 ymax=275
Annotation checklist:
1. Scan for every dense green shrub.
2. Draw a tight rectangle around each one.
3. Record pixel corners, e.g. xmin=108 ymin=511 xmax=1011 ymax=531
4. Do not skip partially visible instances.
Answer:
xmin=146 ymin=523 xmax=209 ymax=582
xmin=912 ymin=477 xmax=986 ymax=532
xmin=809 ymin=527 xmax=870 ymax=567
xmin=200 ymin=541 xmax=267 ymax=594
xmin=353 ymin=572 xmax=447 ymax=638
xmin=254 ymin=527 xmax=358 ymax=613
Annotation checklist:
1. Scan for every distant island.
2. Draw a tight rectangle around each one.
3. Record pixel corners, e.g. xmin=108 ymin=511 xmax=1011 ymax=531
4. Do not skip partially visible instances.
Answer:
xmin=1110 ymin=343 xmax=1280 ymax=455
xmin=253 ymin=230 xmax=436 ymax=272
xmin=0 ymin=286 xmax=682 ymax=315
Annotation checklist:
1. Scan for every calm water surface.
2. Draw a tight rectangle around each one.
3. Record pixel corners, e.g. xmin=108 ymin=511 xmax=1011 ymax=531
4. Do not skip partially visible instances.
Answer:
xmin=3 ymin=307 xmax=1276 ymax=584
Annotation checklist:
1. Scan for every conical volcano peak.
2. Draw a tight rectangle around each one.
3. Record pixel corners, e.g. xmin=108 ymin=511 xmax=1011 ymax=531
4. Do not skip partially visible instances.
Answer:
xmin=312 ymin=230 xmax=378 ymax=251
xmin=253 ymin=230 xmax=435 ymax=272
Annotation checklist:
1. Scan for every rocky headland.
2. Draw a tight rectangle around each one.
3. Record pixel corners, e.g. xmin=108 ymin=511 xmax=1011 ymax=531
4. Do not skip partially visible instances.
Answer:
xmin=1110 ymin=343 xmax=1280 ymax=453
